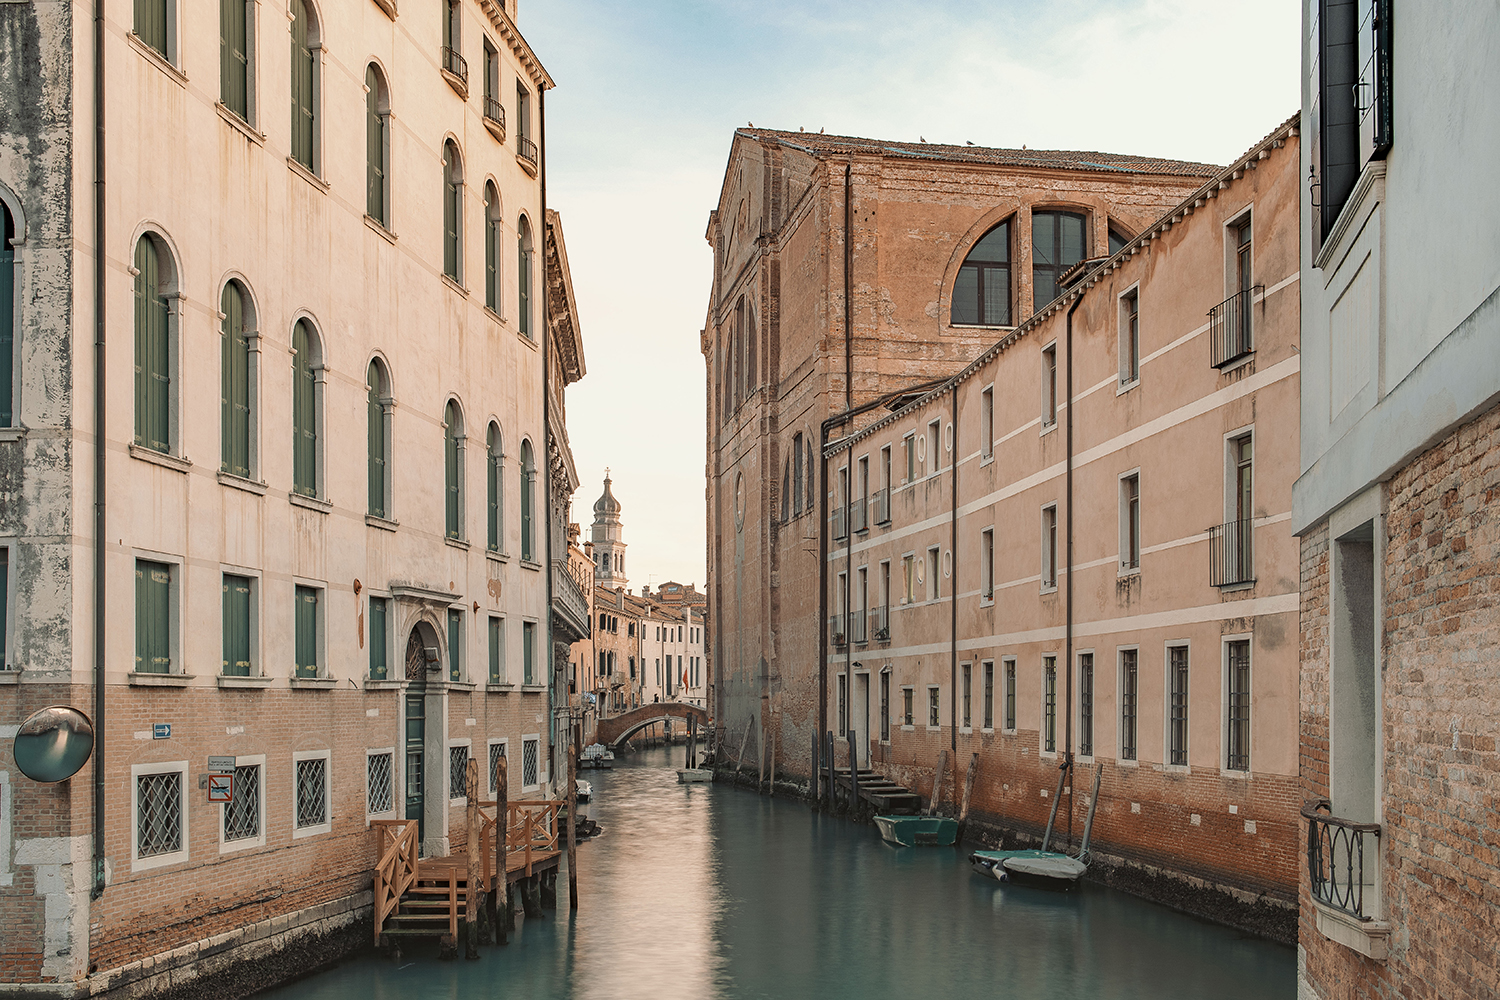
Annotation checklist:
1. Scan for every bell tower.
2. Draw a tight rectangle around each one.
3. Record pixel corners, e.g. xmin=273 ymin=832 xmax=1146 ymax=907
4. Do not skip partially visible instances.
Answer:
xmin=590 ymin=470 xmax=627 ymax=591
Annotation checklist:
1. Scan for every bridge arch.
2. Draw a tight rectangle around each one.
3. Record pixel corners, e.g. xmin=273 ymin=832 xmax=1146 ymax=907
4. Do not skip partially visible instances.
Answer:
xmin=596 ymin=702 xmax=710 ymax=748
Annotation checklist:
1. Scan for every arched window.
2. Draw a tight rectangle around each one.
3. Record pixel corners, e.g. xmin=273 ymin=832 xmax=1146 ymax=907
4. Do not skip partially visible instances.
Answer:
xmin=444 ymin=400 xmax=465 ymax=539
xmin=519 ymin=439 xmax=535 ymax=561
xmin=486 ymin=422 xmax=502 ymax=551
xmin=291 ymin=318 xmax=322 ymax=496
xmin=791 ymin=432 xmax=805 ymax=516
xmin=1 ymin=199 xmax=15 ymax=427
xmin=781 ymin=458 xmax=790 ymax=522
xmin=517 ymin=215 xmax=534 ymax=339
xmin=1109 ymin=225 xmax=1130 ymax=256
xmin=484 ymin=183 xmax=502 ymax=313
xmin=133 ymin=235 xmax=173 ymax=454
xmin=366 ymin=65 xmax=390 ymax=225
xmin=367 ymin=360 xmax=391 ymax=518
xmin=289 ymin=0 xmax=319 ymax=172
xmin=952 ymin=221 xmax=1011 ymax=327
xmin=220 ymin=281 xmax=254 ymax=478
xmin=443 ymin=141 xmax=464 ymax=281
xmin=1032 ymin=210 xmax=1087 ymax=310
xmin=805 ymin=435 xmax=815 ymax=512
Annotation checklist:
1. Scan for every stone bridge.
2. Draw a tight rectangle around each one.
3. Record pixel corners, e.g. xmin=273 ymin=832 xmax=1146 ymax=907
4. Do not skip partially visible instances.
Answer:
xmin=596 ymin=702 xmax=710 ymax=748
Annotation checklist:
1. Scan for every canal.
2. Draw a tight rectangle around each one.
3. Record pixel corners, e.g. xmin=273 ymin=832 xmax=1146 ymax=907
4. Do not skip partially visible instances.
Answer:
xmin=262 ymin=746 xmax=1294 ymax=1000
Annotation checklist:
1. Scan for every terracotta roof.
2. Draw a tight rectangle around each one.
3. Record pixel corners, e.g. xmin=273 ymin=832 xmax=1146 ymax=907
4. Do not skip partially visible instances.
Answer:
xmin=736 ymin=128 xmax=1221 ymax=178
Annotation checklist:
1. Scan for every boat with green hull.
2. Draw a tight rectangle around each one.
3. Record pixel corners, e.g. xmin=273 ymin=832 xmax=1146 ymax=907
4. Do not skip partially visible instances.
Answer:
xmin=874 ymin=814 xmax=958 ymax=847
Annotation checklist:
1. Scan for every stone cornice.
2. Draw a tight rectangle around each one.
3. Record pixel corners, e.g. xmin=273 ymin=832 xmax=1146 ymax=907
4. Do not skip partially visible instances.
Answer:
xmin=477 ymin=0 xmax=554 ymax=90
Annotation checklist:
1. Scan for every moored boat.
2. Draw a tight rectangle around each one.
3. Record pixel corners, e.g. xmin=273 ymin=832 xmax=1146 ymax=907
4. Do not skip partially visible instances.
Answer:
xmin=875 ymin=814 xmax=959 ymax=847
xmin=676 ymin=767 xmax=713 ymax=783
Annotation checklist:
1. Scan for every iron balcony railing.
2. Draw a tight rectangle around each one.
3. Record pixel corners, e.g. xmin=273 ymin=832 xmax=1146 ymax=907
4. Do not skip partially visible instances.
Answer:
xmin=517 ymin=134 xmax=538 ymax=167
xmin=1208 ymin=519 xmax=1255 ymax=587
xmin=551 ymin=559 xmax=590 ymax=641
xmin=850 ymin=609 xmax=867 ymax=644
xmin=483 ymin=96 xmax=506 ymax=132
xmin=1208 ymin=285 xmax=1262 ymax=368
xmin=872 ymin=487 xmax=891 ymax=526
xmin=1302 ymin=798 xmax=1380 ymax=921
xmin=829 ymin=615 xmax=847 ymax=647
xmin=869 ymin=605 xmax=889 ymax=642
xmin=441 ymin=46 xmax=469 ymax=88
xmin=832 ymin=506 xmax=847 ymax=541
xmin=850 ymin=497 xmax=868 ymax=533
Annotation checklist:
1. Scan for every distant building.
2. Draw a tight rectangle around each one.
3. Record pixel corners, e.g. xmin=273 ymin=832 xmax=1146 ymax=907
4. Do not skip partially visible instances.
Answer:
xmin=590 ymin=473 xmax=628 ymax=590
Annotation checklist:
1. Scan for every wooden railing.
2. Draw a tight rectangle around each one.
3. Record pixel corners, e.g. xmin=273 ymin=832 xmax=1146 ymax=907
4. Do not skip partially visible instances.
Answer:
xmin=502 ymin=800 xmax=562 ymax=877
xmin=371 ymin=819 xmax=418 ymax=944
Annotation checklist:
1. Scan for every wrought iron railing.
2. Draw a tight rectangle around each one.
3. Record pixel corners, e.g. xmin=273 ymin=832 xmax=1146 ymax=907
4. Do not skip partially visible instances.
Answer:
xmin=1302 ymin=798 xmax=1380 ymax=920
xmin=850 ymin=497 xmax=868 ymax=533
xmin=869 ymin=605 xmax=889 ymax=642
xmin=872 ymin=487 xmax=891 ymax=525
xmin=483 ymin=96 xmax=506 ymax=132
xmin=829 ymin=615 xmax=846 ymax=647
xmin=551 ymin=559 xmax=589 ymax=638
xmin=1208 ymin=519 xmax=1255 ymax=587
xmin=440 ymin=46 xmax=468 ymax=88
xmin=517 ymin=134 xmax=538 ymax=166
xmin=1208 ymin=285 xmax=1262 ymax=368
xmin=850 ymin=609 xmax=867 ymax=644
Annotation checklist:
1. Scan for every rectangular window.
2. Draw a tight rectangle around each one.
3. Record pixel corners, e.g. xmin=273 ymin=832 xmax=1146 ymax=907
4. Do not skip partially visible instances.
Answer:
xmin=488 ymin=741 xmax=507 ymax=796
xmin=902 ymin=687 xmax=913 ymax=727
xmin=294 ymin=584 xmax=319 ymax=678
xmin=1079 ymin=653 xmax=1094 ymax=756
xmin=367 ymin=751 xmax=394 ymax=815
xmin=1120 ymin=289 xmax=1140 ymax=384
xmin=1120 ymin=649 xmax=1139 ymax=761
xmin=523 ymin=621 xmax=535 ymax=685
xmin=522 ymin=736 xmax=539 ymax=789
xmin=837 ymin=674 xmax=847 ymax=735
xmin=135 ymin=0 xmax=170 ymax=59
xmin=1041 ymin=504 xmax=1058 ymax=590
xmin=1041 ymin=344 xmax=1058 ymax=427
xmin=1169 ymin=645 xmax=1189 ymax=766
xmin=0 ymin=548 xmax=7 ymax=670
xmin=516 ymin=82 xmax=531 ymax=141
xmin=294 ymin=755 xmax=328 ymax=831
xmin=855 ymin=455 xmax=869 ymax=532
xmin=220 ymin=0 xmax=249 ymax=121
xmin=1042 ymin=655 xmax=1057 ymax=752
xmin=980 ymin=385 xmax=994 ymax=458
xmin=135 ymin=766 xmax=184 ymax=862
xmin=928 ymin=686 xmax=940 ymax=728
xmin=369 ymin=597 xmax=389 ymax=680
xmin=135 ymin=560 xmax=172 ymax=674
xmin=1004 ymin=658 xmax=1016 ymax=730
xmin=927 ymin=546 xmax=940 ymax=601
xmin=221 ymin=573 xmax=252 ymax=677
xmin=961 ymin=663 xmax=971 ymax=728
xmin=488 ymin=616 xmax=503 ymax=684
xmin=903 ymin=433 xmax=916 ymax=483
xmin=1121 ymin=473 xmax=1141 ymax=571
xmin=879 ymin=671 xmax=890 ymax=741
xmin=1227 ymin=639 xmax=1251 ymax=771
xmin=880 ymin=444 xmax=892 ymax=491
xmin=222 ymin=762 xmax=261 ymax=843
xmin=981 ymin=527 xmax=995 ymax=599
xmin=450 ymin=743 xmax=471 ymax=800
xmin=448 ymin=608 xmax=463 ymax=682
xmin=902 ymin=554 xmax=915 ymax=604
xmin=983 ymin=661 xmax=994 ymax=729
xmin=855 ymin=567 xmax=868 ymax=643
xmin=928 ymin=419 xmax=942 ymax=473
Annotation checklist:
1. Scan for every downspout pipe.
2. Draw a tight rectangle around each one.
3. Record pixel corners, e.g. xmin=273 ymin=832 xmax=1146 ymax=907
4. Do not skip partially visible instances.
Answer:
xmin=92 ymin=0 xmax=107 ymax=901
xmin=539 ymin=86 xmax=556 ymax=786
xmin=816 ymin=421 xmax=830 ymax=805
xmin=843 ymin=163 xmax=852 ymax=412
xmin=949 ymin=385 xmax=958 ymax=763
xmin=1063 ymin=289 xmax=1084 ymax=845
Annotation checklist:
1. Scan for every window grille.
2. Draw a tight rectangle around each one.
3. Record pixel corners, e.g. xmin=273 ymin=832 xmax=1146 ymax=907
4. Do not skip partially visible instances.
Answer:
xmin=367 ymin=752 xmax=394 ymax=815
xmin=1121 ymin=650 xmax=1139 ymax=760
xmin=137 ymin=771 xmax=183 ymax=858
xmin=928 ymin=687 xmax=940 ymax=728
xmin=450 ymin=745 xmax=470 ymax=799
xmin=1079 ymin=654 xmax=1094 ymax=756
xmin=1170 ymin=646 xmax=1190 ymax=766
xmin=983 ymin=662 xmax=994 ymax=730
xmin=295 ymin=757 xmax=327 ymax=829
xmin=1227 ymin=640 xmax=1251 ymax=770
xmin=223 ymin=763 xmax=260 ymax=842
xmin=961 ymin=663 xmax=971 ymax=728
xmin=489 ymin=742 xmax=507 ymax=795
xmin=1004 ymin=661 xmax=1016 ymax=730
xmin=902 ymin=687 xmax=913 ymax=726
xmin=1043 ymin=656 xmax=1057 ymax=752
xmin=522 ymin=738 xmax=539 ymax=787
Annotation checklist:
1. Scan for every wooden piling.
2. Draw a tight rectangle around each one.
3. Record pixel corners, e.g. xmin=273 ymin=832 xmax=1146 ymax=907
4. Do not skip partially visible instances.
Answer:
xmin=929 ymin=748 xmax=949 ymax=815
xmin=566 ymin=741 xmax=579 ymax=910
xmin=465 ymin=759 xmax=481 ymax=959
xmin=957 ymin=752 xmax=979 ymax=842
xmin=767 ymin=722 xmax=777 ymax=796
xmin=735 ymin=717 xmax=752 ymax=785
xmin=495 ymin=757 xmax=509 ymax=945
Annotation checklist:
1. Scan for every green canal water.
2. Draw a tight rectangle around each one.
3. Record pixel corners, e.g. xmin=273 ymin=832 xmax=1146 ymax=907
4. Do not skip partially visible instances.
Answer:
xmin=261 ymin=746 xmax=1293 ymax=1000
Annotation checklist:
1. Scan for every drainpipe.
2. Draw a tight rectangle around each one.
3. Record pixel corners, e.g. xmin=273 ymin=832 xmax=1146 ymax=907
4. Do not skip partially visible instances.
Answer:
xmin=843 ymin=163 xmax=852 ymax=412
xmin=843 ymin=441 xmax=852 ymax=769
xmin=949 ymin=385 xmax=958 ymax=763
xmin=816 ymin=421 xmax=830 ymax=805
xmin=91 ymin=0 xmax=107 ymax=901
xmin=1063 ymin=289 xmax=1084 ymax=846
xmin=539 ymin=86 xmax=555 ymax=787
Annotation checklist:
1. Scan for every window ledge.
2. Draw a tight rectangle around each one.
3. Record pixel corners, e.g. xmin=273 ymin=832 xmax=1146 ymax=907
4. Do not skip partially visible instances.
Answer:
xmin=1314 ymin=900 xmax=1390 ymax=961
xmin=441 ymin=69 xmax=470 ymax=101
xmin=371 ymin=0 xmax=397 ymax=20
xmin=286 ymin=156 xmax=329 ymax=193
xmin=215 ymin=102 xmax=264 ymax=144
xmin=925 ymin=725 xmax=941 ymax=733
xmin=445 ymin=536 xmax=471 ymax=550
xmin=516 ymin=151 xmax=538 ymax=178
xmin=1040 ymin=421 xmax=1058 ymax=436
xmin=1116 ymin=377 xmax=1140 ymax=397
xmin=289 ymin=492 xmax=332 ymax=513
xmin=483 ymin=115 xmax=507 ymax=144
xmin=1218 ymin=580 xmax=1257 ymax=594
xmin=441 ymin=273 xmax=469 ymax=298
xmin=365 ymin=514 xmax=399 ymax=532
xmin=1118 ymin=566 xmax=1141 ymax=579
xmin=218 ymin=471 xmax=268 ymax=495
xmin=129 ymin=672 xmax=193 ymax=687
xmin=979 ymin=596 xmax=995 ymax=608
xmin=1117 ymin=758 xmax=1139 ymax=768
xmin=980 ymin=727 xmax=994 ymax=735
xmin=520 ymin=559 xmax=543 ymax=572
xmin=1039 ymin=585 xmax=1058 ymax=596
xmin=364 ymin=679 xmax=407 ymax=690
xmin=217 ymin=675 xmax=273 ymax=688
xmin=363 ymin=214 xmax=398 ymax=244
xmin=1215 ymin=351 xmax=1256 ymax=375
xmin=0 ymin=426 xmax=24 ymax=442
xmin=289 ymin=677 xmax=338 ymax=690
xmin=520 ymin=684 xmax=546 ymax=693
xmin=1220 ymin=767 xmax=1253 ymax=780
xmin=948 ymin=322 xmax=1016 ymax=333
xmin=900 ymin=724 xmax=914 ymax=732
xmin=486 ymin=683 xmax=516 ymax=693
xmin=446 ymin=681 xmax=478 ymax=692
xmin=1163 ymin=763 xmax=1191 ymax=776
xmin=485 ymin=549 xmax=509 ymax=564
xmin=0 ymin=670 xmax=19 ymax=685
xmin=515 ymin=328 xmax=538 ymax=351
xmin=127 ymin=32 xmax=187 ymax=87
xmin=130 ymin=444 xmax=192 ymax=474
xmin=959 ymin=726 xmax=973 ymax=735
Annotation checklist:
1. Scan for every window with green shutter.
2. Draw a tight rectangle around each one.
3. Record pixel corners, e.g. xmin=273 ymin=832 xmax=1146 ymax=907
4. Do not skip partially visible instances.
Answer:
xmin=445 ymin=401 xmax=462 ymax=538
xmin=222 ymin=575 xmax=252 ymax=676
xmin=135 ymin=560 xmax=171 ymax=674
xmin=519 ymin=439 xmax=534 ymax=561
xmin=220 ymin=283 xmax=251 ymax=478
xmin=448 ymin=609 xmax=462 ymax=682
xmin=0 ymin=548 xmax=9 ymax=670
xmin=289 ymin=0 xmax=315 ymax=170
xmin=366 ymin=66 xmax=387 ymax=224
xmin=487 ymin=616 xmax=502 ymax=684
xmin=443 ymin=143 xmax=462 ymax=281
xmin=369 ymin=596 xmax=388 ymax=680
xmin=367 ymin=362 xmax=387 ymax=517
xmin=517 ymin=216 xmax=532 ymax=339
xmin=133 ymin=238 xmax=170 ymax=454
xmin=483 ymin=185 xmax=499 ymax=311
xmin=1 ymin=202 xmax=15 ymax=428
xmin=522 ymin=621 xmax=534 ymax=686
xmin=292 ymin=320 xmax=317 ymax=496
xmin=486 ymin=424 xmax=501 ymax=551
xmin=294 ymin=586 xmax=318 ymax=677
xmin=220 ymin=0 xmax=249 ymax=121
xmin=135 ymin=0 xmax=169 ymax=59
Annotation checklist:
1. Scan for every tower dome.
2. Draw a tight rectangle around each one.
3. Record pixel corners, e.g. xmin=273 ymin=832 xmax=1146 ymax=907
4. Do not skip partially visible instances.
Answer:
xmin=594 ymin=472 xmax=622 ymax=516
xmin=590 ymin=470 xmax=627 ymax=590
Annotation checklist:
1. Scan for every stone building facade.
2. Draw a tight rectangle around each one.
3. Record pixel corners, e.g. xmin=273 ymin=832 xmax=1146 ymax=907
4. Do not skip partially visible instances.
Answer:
xmin=0 ymin=0 xmax=583 ymax=991
xmin=1294 ymin=1 xmax=1500 ymax=996
xmin=701 ymin=127 xmax=1220 ymax=801
xmin=821 ymin=118 xmax=1303 ymax=933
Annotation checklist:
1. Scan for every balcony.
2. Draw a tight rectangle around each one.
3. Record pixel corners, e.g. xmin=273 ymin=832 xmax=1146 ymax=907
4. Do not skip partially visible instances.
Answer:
xmin=551 ymin=559 xmax=590 ymax=644
xmin=868 ymin=605 xmax=889 ymax=643
xmin=516 ymin=134 xmax=538 ymax=175
xmin=872 ymin=487 xmax=891 ymax=526
xmin=850 ymin=609 xmax=867 ymax=644
xmin=830 ymin=615 xmax=847 ymax=648
xmin=850 ymin=497 xmax=868 ymax=533
xmin=1208 ymin=285 xmax=1262 ymax=368
xmin=1302 ymin=799 xmax=1380 ymax=920
xmin=482 ymin=95 xmax=506 ymax=142
xmin=1208 ymin=519 xmax=1255 ymax=587
xmin=440 ymin=46 xmax=469 ymax=98
xmin=832 ymin=506 xmax=847 ymax=541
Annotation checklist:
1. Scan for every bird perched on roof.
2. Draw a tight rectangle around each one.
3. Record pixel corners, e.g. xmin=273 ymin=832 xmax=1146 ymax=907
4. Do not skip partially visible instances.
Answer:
xmin=966 ymin=141 xmax=975 ymax=146
xmin=920 ymin=136 xmax=926 ymax=142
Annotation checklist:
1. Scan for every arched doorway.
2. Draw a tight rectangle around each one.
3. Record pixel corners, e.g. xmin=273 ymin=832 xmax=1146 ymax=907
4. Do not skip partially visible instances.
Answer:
xmin=403 ymin=621 xmax=442 ymax=853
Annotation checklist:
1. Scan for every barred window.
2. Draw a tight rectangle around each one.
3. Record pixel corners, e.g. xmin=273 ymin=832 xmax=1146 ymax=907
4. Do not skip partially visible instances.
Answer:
xmin=223 ymin=763 xmax=260 ymax=842
xmin=489 ymin=742 xmax=507 ymax=796
xmin=1004 ymin=659 xmax=1017 ymax=730
xmin=1169 ymin=646 xmax=1190 ymax=766
xmin=450 ymin=744 xmax=471 ymax=799
xmin=136 ymin=770 xmax=183 ymax=859
xmin=1043 ymin=656 xmax=1057 ymax=752
xmin=367 ymin=752 xmax=394 ymax=815
xmin=522 ymin=737 xmax=539 ymax=788
xmin=1227 ymin=640 xmax=1251 ymax=771
xmin=295 ymin=757 xmax=328 ymax=830
xmin=1079 ymin=653 xmax=1094 ymax=757
xmin=1121 ymin=649 xmax=1139 ymax=761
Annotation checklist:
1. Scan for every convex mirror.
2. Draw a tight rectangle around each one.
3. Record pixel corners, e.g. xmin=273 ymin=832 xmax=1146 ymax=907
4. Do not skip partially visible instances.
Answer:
xmin=13 ymin=706 xmax=95 ymax=783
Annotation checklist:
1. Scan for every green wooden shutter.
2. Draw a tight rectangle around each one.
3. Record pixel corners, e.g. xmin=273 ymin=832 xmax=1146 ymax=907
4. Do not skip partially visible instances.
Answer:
xmin=484 ymin=207 xmax=497 ymax=311
xmin=366 ymin=67 xmax=385 ymax=222
xmin=522 ymin=622 xmax=534 ymax=685
xmin=221 ymin=0 xmax=248 ymax=120
xmin=443 ymin=148 xmax=460 ymax=280
xmin=292 ymin=321 xmax=316 ymax=495
xmin=444 ymin=403 xmax=460 ymax=538
xmin=447 ymin=609 xmax=462 ymax=682
xmin=0 ymin=549 xmax=8 ymax=670
xmin=220 ymin=284 xmax=250 ymax=478
xmin=369 ymin=597 xmax=388 ymax=680
xmin=290 ymin=0 xmax=314 ymax=169
xmin=519 ymin=442 xmax=533 ymax=561
xmin=516 ymin=232 xmax=530 ymax=337
xmin=0 ymin=235 xmax=13 ymax=427
xmin=133 ymin=240 xmax=170 ymax=453
xmin=135 ymin=561 xmax=171 ymax=674
xmin=486 ymin=427 xmax=499 ymax=551
xmin=135 ymin=0 xmax=168 ymax=57
xmin=487 ymin=617 xmax=500 ymax=684
xmin=294 ymin=585 xmax=318 ymax=678
xmin=222 ymin=575 xmax=251 ymax=677
xmin=367 ymin=364 xmax=385 ymax=517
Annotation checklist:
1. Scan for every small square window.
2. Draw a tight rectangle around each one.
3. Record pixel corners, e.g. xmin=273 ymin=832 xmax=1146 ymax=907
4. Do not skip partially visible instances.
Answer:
xmin=522 ymin=736 xmax=540 ymax=789
xmin=450 ymin=743 xmax=471 ymax=800
xmin=367 ymin=751 xmax=395 ymax=816
xmin=223 ymin=762 xmax=262 ymax=845
xmin=294 ymin=755 xmax=329 ymax=833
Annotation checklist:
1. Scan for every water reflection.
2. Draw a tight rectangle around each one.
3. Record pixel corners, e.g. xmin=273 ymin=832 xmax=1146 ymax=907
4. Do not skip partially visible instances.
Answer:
xmin=259 ymin=747 xmax=1292 ymax=1000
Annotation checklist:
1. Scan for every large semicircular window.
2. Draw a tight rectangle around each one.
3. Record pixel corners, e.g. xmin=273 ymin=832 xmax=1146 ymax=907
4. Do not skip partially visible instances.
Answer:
xmin=951 ymin=221 xmax=1011 ymax=327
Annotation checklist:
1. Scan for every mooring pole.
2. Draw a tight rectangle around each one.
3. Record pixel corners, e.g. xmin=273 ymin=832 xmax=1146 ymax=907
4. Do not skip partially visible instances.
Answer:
xmin=496 ymin=757 xmax=509 ymax=945
xmin=566 ymin=741 xmax=578 ymax=910
xmin=465 ymin=759 xmax=481 ymax=959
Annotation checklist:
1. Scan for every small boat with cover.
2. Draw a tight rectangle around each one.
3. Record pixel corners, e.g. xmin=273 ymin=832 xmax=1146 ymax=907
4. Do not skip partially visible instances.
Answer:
xmin=970 ymin=762 xmax=1101 ymax=890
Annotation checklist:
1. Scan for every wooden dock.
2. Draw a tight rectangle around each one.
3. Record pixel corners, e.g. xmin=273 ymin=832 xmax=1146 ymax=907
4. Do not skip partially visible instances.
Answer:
xmin=833 ymin=767 xmax=923 ymax=814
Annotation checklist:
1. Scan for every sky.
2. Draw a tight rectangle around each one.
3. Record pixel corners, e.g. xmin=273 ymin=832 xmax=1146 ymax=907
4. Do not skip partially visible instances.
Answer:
xmin=525 ymin=0 xmax=1301 ymax=592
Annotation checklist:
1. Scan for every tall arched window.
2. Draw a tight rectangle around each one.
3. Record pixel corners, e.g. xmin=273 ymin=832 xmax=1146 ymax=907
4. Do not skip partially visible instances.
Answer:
xmin=443 ymin=141 xmax=463 ymax=281
xmin=519 ymin=439 xmax=535 ymax=561
xmin=367 ymin=359 xmax=391 ymax=517
xmin=133 ymin=236 xmax=172 ymax=454
xmin=517 ymin=215 xmax=533 ymax=339
xmin=289 ymin=0 xmax=319 ymax=172
xmin=952 ymin=221 xmax=1011 ymax=327
xmin=486 ymin=422 xmax=503 ymax=551
xmin=366 ymin=65 xmax=390 ymax=225
xmin=1 ymin=200 xmax=15 ymax=427
xmin=1032 ymin=210 xmax=1087 ymax=310
xmin=484 ymin=183 xmax=501 ymax=313
xmin=220 ymin=281 xmax=252 ymax=478
xmin=291 ymin=319 xmax=321 ymax=496
xmin=444 ymin=400 xmax=464 ymax=539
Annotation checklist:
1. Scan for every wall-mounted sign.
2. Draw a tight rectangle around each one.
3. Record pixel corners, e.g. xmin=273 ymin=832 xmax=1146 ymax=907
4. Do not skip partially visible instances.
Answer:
xmin=208 ymin=756 xmax=235 ymax=774
xmin=153 ymin=723 xmax=171 ymax=740
xmin=207 ymin=773 xmax=234 ymax=803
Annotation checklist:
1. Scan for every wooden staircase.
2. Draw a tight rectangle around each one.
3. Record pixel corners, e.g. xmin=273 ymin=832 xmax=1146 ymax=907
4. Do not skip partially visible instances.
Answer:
xmin=833 ymin=767 xmax=923 ymax=814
